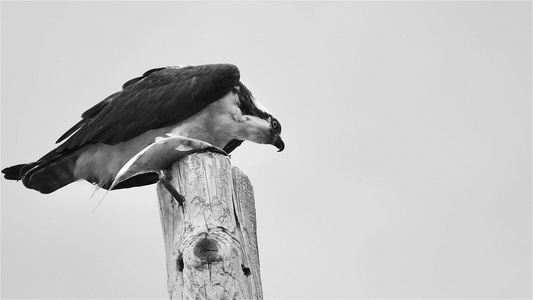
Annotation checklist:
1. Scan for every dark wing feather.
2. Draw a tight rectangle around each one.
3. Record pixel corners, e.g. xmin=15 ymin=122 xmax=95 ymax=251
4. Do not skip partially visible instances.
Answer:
xmin=223 ymin=140 xmax=244 ymax=153
xmin=56 ymin=91 xmax=119 ymax=143
xmin=56 ymin=64 xmax=240 ymax=152
xmin=121 ymin=67 xmax=170 ymax=89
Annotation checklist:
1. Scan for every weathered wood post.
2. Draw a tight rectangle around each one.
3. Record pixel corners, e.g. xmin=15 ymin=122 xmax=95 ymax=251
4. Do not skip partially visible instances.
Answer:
xmin=156 ymin=151 xmax=263 ymax=299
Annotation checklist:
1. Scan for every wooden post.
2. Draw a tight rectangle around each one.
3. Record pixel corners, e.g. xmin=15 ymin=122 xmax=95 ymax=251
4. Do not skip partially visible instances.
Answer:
xmin=156 ymin=152 xmax=263 ymax=299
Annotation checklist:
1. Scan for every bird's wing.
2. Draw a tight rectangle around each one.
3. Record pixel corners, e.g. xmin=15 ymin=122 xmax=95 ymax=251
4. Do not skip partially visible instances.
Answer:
xmin=55 ymin=64 xmax=240 ymax=152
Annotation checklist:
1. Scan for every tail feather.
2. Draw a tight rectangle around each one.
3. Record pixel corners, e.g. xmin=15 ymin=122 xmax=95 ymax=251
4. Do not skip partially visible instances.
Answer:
xmin=2 ymin=164 xmax=26 ymax=180
xmin=3 ymin=149 xmax=83 ymax=194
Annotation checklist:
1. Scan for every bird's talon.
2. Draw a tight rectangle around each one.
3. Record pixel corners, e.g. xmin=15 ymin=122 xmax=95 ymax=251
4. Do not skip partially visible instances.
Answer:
xmin=158 ymin=170 xmax=185 ymax=207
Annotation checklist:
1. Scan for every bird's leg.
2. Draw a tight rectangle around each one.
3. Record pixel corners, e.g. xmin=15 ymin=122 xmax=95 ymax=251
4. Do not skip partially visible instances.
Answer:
xmin=158 ymin=170 xmax=184 ymax=207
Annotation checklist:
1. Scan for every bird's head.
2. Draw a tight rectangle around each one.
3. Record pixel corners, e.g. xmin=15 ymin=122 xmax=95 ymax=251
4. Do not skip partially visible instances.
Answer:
xmin=231 ymin=83 xmax=285 ymax=152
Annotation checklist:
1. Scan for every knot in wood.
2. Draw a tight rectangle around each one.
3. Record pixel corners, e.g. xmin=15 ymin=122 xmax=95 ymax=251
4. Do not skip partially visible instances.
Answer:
xmin=193 ymin=237 xmax=222 ymax=263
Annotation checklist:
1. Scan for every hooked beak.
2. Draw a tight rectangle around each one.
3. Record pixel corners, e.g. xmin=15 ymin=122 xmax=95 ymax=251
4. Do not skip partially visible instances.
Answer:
xmin=272 ymin=135 xmax=285 ymax=152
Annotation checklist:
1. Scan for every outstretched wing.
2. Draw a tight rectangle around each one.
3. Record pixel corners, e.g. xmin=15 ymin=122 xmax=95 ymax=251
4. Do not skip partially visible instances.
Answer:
xmin=56 ymin=64 xmax=240 ymax=152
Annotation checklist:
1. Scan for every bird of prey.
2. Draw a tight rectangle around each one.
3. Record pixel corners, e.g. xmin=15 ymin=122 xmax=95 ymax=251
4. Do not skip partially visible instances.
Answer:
xmin=2 ymin=64 xmax=284 ymax=197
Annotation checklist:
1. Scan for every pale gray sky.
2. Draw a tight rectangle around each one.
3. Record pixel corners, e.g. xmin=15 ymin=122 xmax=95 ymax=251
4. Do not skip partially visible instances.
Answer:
xmin=1 ymin=1 xmax=531 ymax=299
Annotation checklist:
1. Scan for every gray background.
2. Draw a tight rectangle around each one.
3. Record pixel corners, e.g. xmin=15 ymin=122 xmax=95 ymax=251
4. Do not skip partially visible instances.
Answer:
xmin=1 ymin=2 xmax=531 ymax=299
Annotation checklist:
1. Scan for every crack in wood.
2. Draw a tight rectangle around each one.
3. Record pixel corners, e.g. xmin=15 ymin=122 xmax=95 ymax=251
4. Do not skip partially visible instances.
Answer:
xmin=176 ymin=252 xmax=184 ymax=272
xmin=241 ymin=264 xmax=252 ymax=277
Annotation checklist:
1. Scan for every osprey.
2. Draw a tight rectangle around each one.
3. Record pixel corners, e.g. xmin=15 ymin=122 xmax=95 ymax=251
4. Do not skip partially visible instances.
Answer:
xmin=2 ymin=64 xmax=284 ymax=195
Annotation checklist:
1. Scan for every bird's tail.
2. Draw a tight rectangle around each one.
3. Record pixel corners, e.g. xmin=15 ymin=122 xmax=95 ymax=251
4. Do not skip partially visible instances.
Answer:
xmin=2 ymin=164 xmax=26 ymax=180
xmin=2 ymin=149 xmax=83 ymax=194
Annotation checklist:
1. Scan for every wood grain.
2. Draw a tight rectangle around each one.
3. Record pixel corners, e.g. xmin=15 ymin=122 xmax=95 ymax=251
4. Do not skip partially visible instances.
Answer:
xmin=157 ymin=152 xmax=262 ymax=299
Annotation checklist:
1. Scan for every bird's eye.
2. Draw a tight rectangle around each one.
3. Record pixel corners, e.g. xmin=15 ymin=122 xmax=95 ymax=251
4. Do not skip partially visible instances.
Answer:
xmin=271 ymin=119 xmax=279 ymax=129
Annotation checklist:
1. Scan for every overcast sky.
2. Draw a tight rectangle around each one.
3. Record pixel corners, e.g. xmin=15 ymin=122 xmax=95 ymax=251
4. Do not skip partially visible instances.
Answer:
xmin=1 ymin=1 xmax=531 ymax=299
